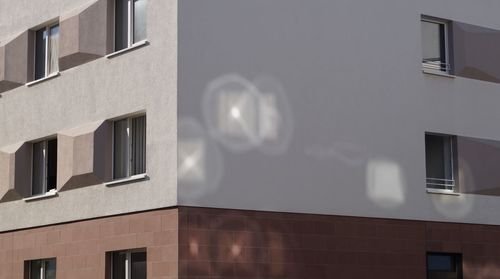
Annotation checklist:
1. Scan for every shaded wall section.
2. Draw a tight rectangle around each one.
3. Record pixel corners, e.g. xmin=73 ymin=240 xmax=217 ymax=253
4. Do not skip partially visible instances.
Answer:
xmin=453 ymin=22 xmax=500 ymax=83
xmin=179 ymin=207 xmax=500 ymax=279
xmin=457 ymin=136 xmax=500 ymax=196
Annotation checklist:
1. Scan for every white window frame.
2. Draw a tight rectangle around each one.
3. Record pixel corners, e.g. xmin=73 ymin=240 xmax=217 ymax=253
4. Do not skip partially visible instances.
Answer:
xmin=28 ymin=258 xmax=56 ymax=279
xmin=34 ymin=22 xmax=59 ymax=80
xmin=110 ymin=249 xmax=146 ymax=279
xmin=421 ymin=17 xmax=451 ymax=74
xmin=113 ymin=0 xmax=146 ymax=51
xmin=31 ymin=138 xmax=57 ymax=196
xmin=112 ymin=115 xmax=146 ymax=180
xmin=425 ymin=133 xmax=456 ymax=194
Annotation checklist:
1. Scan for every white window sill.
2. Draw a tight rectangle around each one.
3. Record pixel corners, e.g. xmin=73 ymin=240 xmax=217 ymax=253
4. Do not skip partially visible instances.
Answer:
xmin=26 ymin=72 xmax=60 ymax=87
xmin=105 ymin=173 xmax=148 ymax=186
xmin=422 ymin=68 xmax=455 ymax=79
xmin=426 ymin=188 xmax=460 ymax=196
xmin=23 ymin=190 xmax=58 ymax=202
xmin=106 ymin=40 xmax=149 ymax=59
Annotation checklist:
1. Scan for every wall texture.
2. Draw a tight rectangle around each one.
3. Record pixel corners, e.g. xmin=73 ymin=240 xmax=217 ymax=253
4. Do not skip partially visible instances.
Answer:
xmin=179 ymin=207 xmax=500 ymax=279
xmin=0 ymin=208 xmax=178 ymax=279
xmin=0 ymin=0 xmax=177 ymax=232
xmin=177 ymin=0 xmax=500 ymax=226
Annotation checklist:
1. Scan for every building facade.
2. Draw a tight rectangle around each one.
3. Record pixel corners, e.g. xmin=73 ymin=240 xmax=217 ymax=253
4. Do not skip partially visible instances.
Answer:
xmin=1 ymin=0 xmax=500 ymax=278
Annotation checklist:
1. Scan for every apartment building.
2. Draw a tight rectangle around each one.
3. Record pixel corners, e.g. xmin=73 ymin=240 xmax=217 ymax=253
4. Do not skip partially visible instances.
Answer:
xmin=1 ymin=0 xmax=500 ymax=278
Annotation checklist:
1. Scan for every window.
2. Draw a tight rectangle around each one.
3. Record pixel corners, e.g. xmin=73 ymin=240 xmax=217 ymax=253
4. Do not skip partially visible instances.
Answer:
xmin=34 ymin=23 xmax=59 ymax=80
xmin=425 ymin=134 xmax=456 ymax=192
xmin=32 ymin=139 xmax=58 ymax=196
xmin=26 ymin=258 xmax=56 ymax=279
xmin=115 ymin=0 xmax=147 ymax=51
xmin=108 ymin=249 xmax=146 ymax=279
xmin=113 ymin=115 xmax=146 ymax=180
xmin=421 ymin=17 xmax=450 ymax=73
xmin=427 ymin=253 xmax=462 ymax=279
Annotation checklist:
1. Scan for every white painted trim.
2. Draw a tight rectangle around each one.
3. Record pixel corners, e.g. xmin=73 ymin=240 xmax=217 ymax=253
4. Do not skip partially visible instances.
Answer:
xmin=426 ymin=188 xmax=460 ymax=196
xmin=23 ymin=189 xmax=58 ymax=202
xmin=422 ymin=68 xmax=455 ymax=79
xmin=105 ymin=173 xmax=147 ymax=186
xmin=106 ymin=40 xmax=148 ymax=58
xmin=26 ymin=72 xmax=60 ymax=87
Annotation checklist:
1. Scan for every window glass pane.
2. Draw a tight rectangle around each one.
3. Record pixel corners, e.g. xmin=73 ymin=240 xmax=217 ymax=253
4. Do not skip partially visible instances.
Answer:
xmin=49 ymin=25 xmax=59 ymax=74
xmin=32 ymin=141 xmax=45 ymax=195
xmin=35 ymin=28 xmax=47 ymax=80
xmin=30 ymin=260 xmax=42 ymax=279
xmin=112 ymin=252 xmax=127 ymax=279
xmin=131 ymin=116 xmax=146 ymax=175
xmin=44 ymin=259 xmax=56 ymax=279
xmin=131 ymin=251 xmax=147 ymax=279
xmin=46 ymin=139 xmax=57 ymax=191
xmin=115 ymin=0 xmax=129 ymax=51
xmin=114 ymin=119 xmax=129 ymax=179
xmin=425 ymin=134 xmax=452 ymax=180
xmin=422 ymin=20 xmax=446 ymax=69
xmin=428 ymin=254 xmax=453 ymax=271
xmin=133 ymin=0 xmax=147 ymax=43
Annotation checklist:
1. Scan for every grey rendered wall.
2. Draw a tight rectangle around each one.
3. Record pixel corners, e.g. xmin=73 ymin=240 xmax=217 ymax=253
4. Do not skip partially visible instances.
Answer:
xmin=0 ymin=0 xmax=177 ymax=231
xmin=178 ymin=0 xmax=500 ymax=225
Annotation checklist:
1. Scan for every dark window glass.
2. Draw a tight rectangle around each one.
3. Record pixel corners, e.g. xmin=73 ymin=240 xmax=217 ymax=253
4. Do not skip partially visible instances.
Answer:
xmin=29 ymin=259 xmax=42 ymax=279
xmin=46 ymin=139 xmax=57 ymax=191
xmin=115 ymin=0 xmax=129 ymax=51
xmin=131 ymin=115 xmax=146 ymax=175
xmin=112 ymin=252 xmax=127 ymax=279
xmin=111 ymin=250 xmax=146 ymax=279
xmin=428 ymin=254 xmax=454 ymax=271
xmin=131 ymin=251 xmax=147 ymax=279
xmin=427 ymin=253 xmax=462 ymax=279
xmin=32 ymin=141 xmax=45 ymax=195
xmin=422 ymin=19 xmax=448 ymax=72
xmin=35 ymin=28 xmax=47 ymax=80
xmin=27 ymin=258 xmax=56 ymax=279
xmin=31 ymin=139 xmax=57 ymax=196
xmin=426 ymin=134 xmax=452 ymax=180
xmin=113 ymin=119 xmax=129 ymax=179
xmin=425 ymin=134 xmax=455 ymax=190
xmin=45 ymin=259 xmax=56 ymax=279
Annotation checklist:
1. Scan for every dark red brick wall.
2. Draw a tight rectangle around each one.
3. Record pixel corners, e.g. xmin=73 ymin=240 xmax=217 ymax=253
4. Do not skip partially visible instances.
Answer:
xmin=1 ymin=207 xmax=499 ymax=278
xmin=178 ymin=207 xmax=500 ymax=279
xmin=0 ymin=208 xmax=178 ymax=279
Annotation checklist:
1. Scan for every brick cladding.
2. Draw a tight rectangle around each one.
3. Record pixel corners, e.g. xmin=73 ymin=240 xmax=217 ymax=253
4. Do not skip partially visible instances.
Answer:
xmin=0 ymin=207 xmax=499 ymax=278
xmin=179 ymin=207 xmax=500 ymax=279
xmin=0 ymin=208 xmax=178 ymax=279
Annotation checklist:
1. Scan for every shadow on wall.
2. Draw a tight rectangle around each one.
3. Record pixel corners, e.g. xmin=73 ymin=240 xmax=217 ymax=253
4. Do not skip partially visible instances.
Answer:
xmin=178 ymin=74 xmax=293 ymax=202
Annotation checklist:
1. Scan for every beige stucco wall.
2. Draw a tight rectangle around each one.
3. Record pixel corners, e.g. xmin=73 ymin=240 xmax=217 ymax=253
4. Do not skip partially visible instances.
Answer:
xmin=0 ymin=0 xmax=177 ymax=231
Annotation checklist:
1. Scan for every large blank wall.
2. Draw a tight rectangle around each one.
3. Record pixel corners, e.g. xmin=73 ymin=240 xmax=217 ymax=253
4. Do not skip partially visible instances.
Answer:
xmin=178 ymin=0 xmax=500 ymax=225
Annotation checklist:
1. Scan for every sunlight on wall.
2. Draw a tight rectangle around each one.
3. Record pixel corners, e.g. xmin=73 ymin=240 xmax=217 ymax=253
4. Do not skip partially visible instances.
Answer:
xmin=178 ymin=118 xmax=224 ymax=201
xmin=366 ymin=158 xmax=406 ymax=209
xmin=430 ymin=159 xmax=474 ymax=219
xmin=203 ymin=74 xmax=293 ymax=155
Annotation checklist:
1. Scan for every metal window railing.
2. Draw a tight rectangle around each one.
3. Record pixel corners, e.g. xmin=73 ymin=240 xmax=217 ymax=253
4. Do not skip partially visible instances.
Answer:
xmin=426 ymin=177 xmax=455 ymax=191
xmin=422 ymin=60 xmax=451 ymax=73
